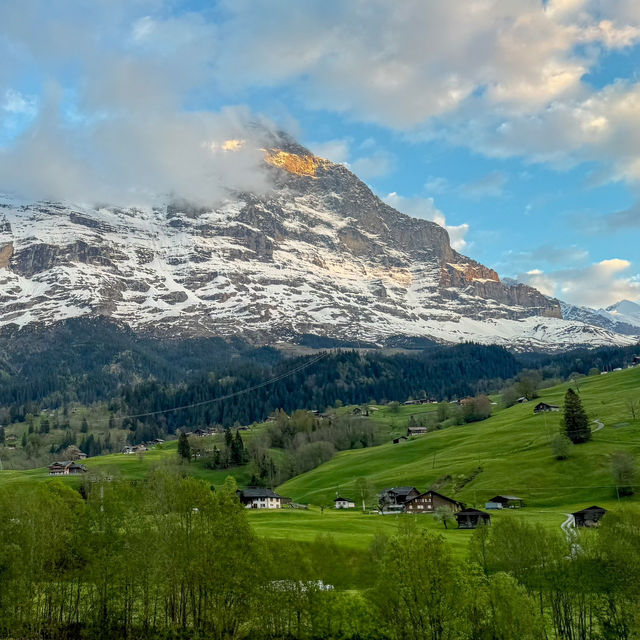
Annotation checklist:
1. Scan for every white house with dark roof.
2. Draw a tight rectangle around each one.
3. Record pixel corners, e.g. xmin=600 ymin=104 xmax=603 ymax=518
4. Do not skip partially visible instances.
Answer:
xmin=236 ymin=487 xmax=287 ymax=509
xmin=333 ymin=496 xmax=355 ymax=509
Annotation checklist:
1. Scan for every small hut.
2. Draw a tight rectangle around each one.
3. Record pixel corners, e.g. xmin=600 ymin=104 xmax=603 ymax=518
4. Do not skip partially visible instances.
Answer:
xmin=455 ymin=508 xmax=491 ymax=529
xmin=572 ymin=506 xmax=607 ymax=527
xmin=534 ymin=402 xmax=560 ymax=414
xmin=486 ymin=495 xmax=525 ymax=509
xmin=393 ymin=436 xmax=408 ymax=444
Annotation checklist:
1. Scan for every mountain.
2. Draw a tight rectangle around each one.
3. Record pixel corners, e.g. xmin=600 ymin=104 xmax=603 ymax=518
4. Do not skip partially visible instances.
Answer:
xmin=0 ymin=134 xmax=636 ymax=352
xmin=605 ymin=299 xmax=640 ymax=328
xmin=561 ymin=299 xmax=640 ymax=337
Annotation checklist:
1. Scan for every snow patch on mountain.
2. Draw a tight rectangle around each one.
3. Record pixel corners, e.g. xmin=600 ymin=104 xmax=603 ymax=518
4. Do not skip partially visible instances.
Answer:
xmin=0 ymin=141 xmax=636 ymax=353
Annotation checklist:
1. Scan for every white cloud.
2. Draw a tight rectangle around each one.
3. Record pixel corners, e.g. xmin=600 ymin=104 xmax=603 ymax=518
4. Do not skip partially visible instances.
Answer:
xmin=3 ymin=89 xmax=37 ymax=115
xmin=0 ymin=1 xmax=273 ymax=205
xmin=461 ymin=171 xmax=508 ymax=199
xmin=383 ymin=192 xmax=469 ymax=251
xmin=518 ymin=258 xmax=640 ymax=307
xmin=214 ymin=1 xmax=640 ymax=187
xmin=424 ymin=176 xmax=451 ymax=194
xmin=309 ymin=137 xmax=395 ymax=179
xmin=309 ymin=138 xmax=351 ymax=165
xmin=351 ymin=149 xmax=395 ymax=180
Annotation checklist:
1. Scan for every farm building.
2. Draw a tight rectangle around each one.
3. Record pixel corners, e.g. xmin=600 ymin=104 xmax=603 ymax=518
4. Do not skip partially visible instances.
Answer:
xmin=455 ymin=508 xmax=491 ymax=529
xmin=572 ymin=506 xmax=607 ymax=527
xmin=236 ymin=488 xmax=287 ymax=509
xmin=407 ymin=426 xmax=428 ymax=436
xmin=534 ymin=402 xmax=560 ymax=414
xmin=48 ymin=461 xmax=87 ymax=476
xmin=516 ymin=397 xmax=528 ymax=404
xmin=393 ymin=436 xmax=408 ymax=444
xmin=404 ymin=490 xmax=463 ymax=514
xmin=334 ymin=496 xmax=356 ymax=509
xmin=633 ymin=355 xmax=640 ymax=366
xmin=122 ymin=444 xmax=147 ymax=455
xmin=379 ymin=486 xmax=420 ymax=511
xmin=485 ymin=495 xmax=525 ymax=509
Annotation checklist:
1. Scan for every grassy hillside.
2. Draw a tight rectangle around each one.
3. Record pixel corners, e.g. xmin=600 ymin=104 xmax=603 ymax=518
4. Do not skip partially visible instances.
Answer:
xmin=278 ymin=367 xmax=640 ymax=510
xmin=2 ymin=367 xmax=638 ymax=555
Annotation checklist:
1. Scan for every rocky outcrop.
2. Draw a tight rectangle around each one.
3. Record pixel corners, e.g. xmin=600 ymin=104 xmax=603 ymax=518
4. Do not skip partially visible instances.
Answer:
xmin=0 ymin=243 xmax=13 ymax=269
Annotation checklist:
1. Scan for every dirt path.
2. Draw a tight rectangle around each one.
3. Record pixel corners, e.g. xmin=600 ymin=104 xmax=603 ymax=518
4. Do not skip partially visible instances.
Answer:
xmin=592 ymin=419 xmax=604 ymax=433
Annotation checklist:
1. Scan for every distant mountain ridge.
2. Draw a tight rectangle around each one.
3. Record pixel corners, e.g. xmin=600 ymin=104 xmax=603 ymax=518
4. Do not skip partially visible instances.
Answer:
xmin=561 ymin=299 xmax=640 ymax=337
xmin=0 ymin=133 xmax=637 ymax=352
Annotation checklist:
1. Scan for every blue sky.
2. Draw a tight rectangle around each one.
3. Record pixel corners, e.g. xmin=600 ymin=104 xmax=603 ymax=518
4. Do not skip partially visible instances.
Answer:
xmin=1 ymin=0 xmax=639 ymax=308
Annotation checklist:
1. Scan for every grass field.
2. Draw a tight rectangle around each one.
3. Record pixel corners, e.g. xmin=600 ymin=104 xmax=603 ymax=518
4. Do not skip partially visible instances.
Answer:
xmin=1 ymin=367 xmax=638 ymax=554
xmin=246 ymin=505 xmax=565 ymax=556
xmin=278 ymin=368 xmax=640 ymax=510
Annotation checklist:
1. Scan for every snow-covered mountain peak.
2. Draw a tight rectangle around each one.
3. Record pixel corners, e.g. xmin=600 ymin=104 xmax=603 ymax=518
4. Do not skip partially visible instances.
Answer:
xmin=0 ymin=140 xmax=636 ymax=352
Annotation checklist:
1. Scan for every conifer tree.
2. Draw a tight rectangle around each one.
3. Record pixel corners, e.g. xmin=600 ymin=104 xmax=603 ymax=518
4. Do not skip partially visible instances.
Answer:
xmin=177 ymin=432 xmax=191 ymax=463
xmin=563 ymin=388 xmax=591 ymax=443
xmin=231 ymin=430 xmax=246 ymax=465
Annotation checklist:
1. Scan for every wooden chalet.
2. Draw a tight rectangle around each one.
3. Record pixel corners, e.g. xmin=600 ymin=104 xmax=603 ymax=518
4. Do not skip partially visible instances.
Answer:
xmin=485 ymin=495 xmax=525 ymax=509
xmin=122 ymin=444 xmax=147 ymax=455
xmin=334 ymin=496 xmax=356 ymax=509
xmin=404 ymin=490 xmax=463 ymax=514
xmin=455 ymin=508 xmax=491 ymax=529
xmin=534 ymin=402 xmax=560 ymax=414
xmin=516 ymin=397 xmax=529 ymax=404
xmin=236 ymin=487 xmax=287 ymax=509
xmin=393 ymin=436 xmax=408 ymax=444
xmin=572 ymin=506 xmax=607 ymax=527
xmin=407 ymin=426 xmax=428 ymax=437
xmin=378 ymin=486 xmax=420 ymax=511
xmin=48 ymin=461 xmax=87 ymax=476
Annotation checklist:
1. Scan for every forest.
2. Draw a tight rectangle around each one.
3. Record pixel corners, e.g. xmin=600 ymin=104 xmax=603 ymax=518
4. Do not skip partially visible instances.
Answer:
xmin=1 ymin=473 xmax=639 ymax=640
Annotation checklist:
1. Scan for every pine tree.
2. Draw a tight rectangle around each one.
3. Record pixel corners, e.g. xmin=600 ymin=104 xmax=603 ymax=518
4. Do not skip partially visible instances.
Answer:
xmin=231 ymin=430 xmax=246 ymax=465
xmin=177 ymin=432 xmax=191 ymax=463
xmin=0 ymin=426 xmax=4 ymax=446
xmin=563 ymin=388 xmax=591 ymax=443
xmin=80 ymin=418 xmax=89 ymax=433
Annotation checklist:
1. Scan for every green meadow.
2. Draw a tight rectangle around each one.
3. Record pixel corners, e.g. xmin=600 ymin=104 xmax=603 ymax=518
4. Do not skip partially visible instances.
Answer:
xmin=1 ymin=366 xmax=638 ymax=554
xmin=279 ymin=367 xmax=640 ymax=511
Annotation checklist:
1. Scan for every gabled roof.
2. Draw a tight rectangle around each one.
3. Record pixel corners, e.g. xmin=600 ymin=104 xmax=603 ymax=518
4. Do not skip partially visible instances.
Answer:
xmin=405 ymin=490 xmax=462 ymax=505
xmin=456 ymin=508 xmax=490 ymax=516
xmin=489 ymin=495 xmax=523 ymax=501
xmin=385 ymin=486 xmax=418 ymax=495
xmin=333 ymin=496 xmax=354 ymax=502
xmin=237 ymin=487 xmax=283 ymax=499
xmin=572 ymin=505 xmax=606 ymax=515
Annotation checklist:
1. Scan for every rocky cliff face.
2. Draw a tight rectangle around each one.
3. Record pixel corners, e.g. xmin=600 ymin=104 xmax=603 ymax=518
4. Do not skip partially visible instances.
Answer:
xmin=0 ymin=136 xmax=634 ymax=352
